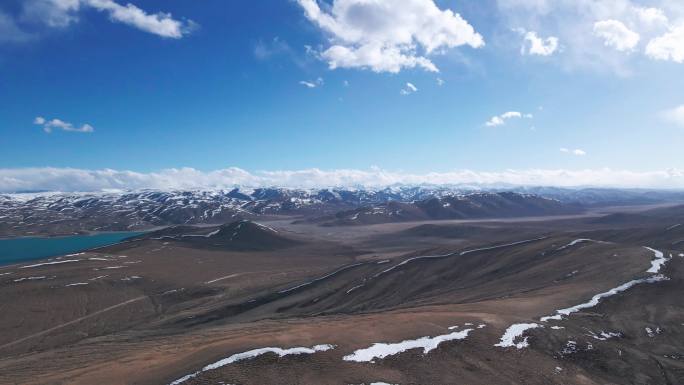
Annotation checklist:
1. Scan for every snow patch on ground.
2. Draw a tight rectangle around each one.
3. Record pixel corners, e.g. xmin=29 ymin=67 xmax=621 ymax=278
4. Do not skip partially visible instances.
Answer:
xmin=644 ymin=247 xmax=669 ymax=273
xmin=65 ymin=282 xmax=88 ymax=287
xmin=344 ymin=329 xmax=473 ymax=362
xmin=376 ymin=237 xmax=547 ymax=278
xmin=13 ymin=276 xmax=46 ymax=282
xmin=495 ymin=323 xmax=541 ymax=349
xmin=169 ymin=344 xmax=334 ymax=385
xmin=20 ymin=260 xmax=79 ymax=269
xmin=540 ymin=274 xmax=669 ymax=322
xmin=588 ymin=331 xmax=622 ymax=340
xmin=279 ymin=262 xmax=366 ymax=294
xmin=541 ymin=247 xmax=670 ymax=322
xmin=556 ymin=238 xmax=594 ymax=251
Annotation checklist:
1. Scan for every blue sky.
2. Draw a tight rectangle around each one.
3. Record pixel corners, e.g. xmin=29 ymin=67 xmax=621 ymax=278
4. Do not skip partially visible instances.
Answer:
xmin=1 ymin=0 xmax=684 ymax=190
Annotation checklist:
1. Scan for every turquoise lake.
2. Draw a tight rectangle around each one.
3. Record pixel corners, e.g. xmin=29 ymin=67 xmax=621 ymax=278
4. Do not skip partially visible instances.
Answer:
xmin=0 ymin=232 xmax=143 ymax=266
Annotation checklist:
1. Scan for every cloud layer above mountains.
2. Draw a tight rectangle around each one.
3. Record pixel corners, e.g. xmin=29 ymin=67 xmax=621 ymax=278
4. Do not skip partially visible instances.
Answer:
xmin=2 ymin=167 xmax=684 ymax=193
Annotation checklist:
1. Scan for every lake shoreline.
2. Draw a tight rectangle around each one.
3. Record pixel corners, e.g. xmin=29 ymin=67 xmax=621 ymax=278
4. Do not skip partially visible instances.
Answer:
xmin=0 ymin=231 xmax=146 ymax=267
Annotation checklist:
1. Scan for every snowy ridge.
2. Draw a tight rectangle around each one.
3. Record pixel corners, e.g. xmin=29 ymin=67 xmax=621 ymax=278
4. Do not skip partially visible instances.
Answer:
xmin=540 ymin=247 xmax=670 ymax=322
xmin=495 ymin=323 xmax=541 ymax=349
xmin=644 ymin=246 xmax=669 ymax=273
xmin=540 ymin=274 xmax=669 ymax=322
xmin=20 ymin=260 xmax=80 ymax=269
xmin=343 ymin=329 xmax=473 ymax=362
xmin=556 ymin=238 xmax=595 ymax=251
xmin=374 ymin=236 xmax=547 ymax=279
xmin=169 ymin=344 xmax=334 ymax=385
xmin=13 ymin=276 xmax=47 ymax=282
xmin=279 ymin=262 xmax=368 ymax=294
xmin=0 ymin=188 xmax=578 ymax=236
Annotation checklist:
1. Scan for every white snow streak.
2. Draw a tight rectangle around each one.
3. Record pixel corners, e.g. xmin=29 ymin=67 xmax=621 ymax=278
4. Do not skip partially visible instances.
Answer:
xmin=343 ymin=329 xmax=472 ymax=362
xmin=540 ymin=247 xmax=670 ymax=322
xmin=556 ymin=238 xmax=594 ymax=251
xmin=376 ymin=237 xmax=547 ymax=278
xmin=494 ymin=323 xmax=541 ymax=349
xmin=20 ymin=260 xmax=79 ymax=269
xmin=644 ymin=247 xmax=669 ymax=273
xmin=168 ymin=344 xmax=334 ymax=385
xmin=588 ymin=331 xmax=622 ymax=340
xmin=540 ymin=275 xmax=669 ymax=322
xmin=279 ymin=262 xmax=366 ymax=294
xmin=13 ymin=276 xmax=46 ymax=282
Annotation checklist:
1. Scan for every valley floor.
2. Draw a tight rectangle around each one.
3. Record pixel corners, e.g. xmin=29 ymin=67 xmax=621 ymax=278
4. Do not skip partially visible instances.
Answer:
xmin=0 ymin=206 xmax=683 ymax=384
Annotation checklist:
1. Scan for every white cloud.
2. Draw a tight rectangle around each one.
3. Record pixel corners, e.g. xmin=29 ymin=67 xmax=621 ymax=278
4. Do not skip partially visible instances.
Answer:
xmin=400 ymin=82 xmax=418 ymax=95
xmin=22 ymin=0 xmax=81 ymax=28
xmin=486 ymin=116 xmax=505 ymax=127
xmin=436 ymin=78 xmax=445 ymax=86
xmin=593 ymin=20 xmax=640 ymax=51
xmin=299 ymin=77 xmax=324 ymax=88
xmin=485 ymin=111 xmax=533 ymax=126
xmin=296 ymin=0 xmax=484 ymax=73
xmin=560 ymin=148 xmax=586 ymax=156
xmin=521 ymin=30 xmax=559 ymax=56
xmin=501 ymin=111 xmax=521 ymax=118
xmin=497 ymin=1 xmax=684 ymax=72
xmin=661 ymin=104 xmax=684 ymax=126
xmin=2 ymin=167 xmax=684 ymax=192
xmin=21 ymin=0 xmax=193 ymax=38
xmin=635 ymin=7 xmax=668 ymax=27
xmin=646 ymin=23 xmax=684 ymax=63
xmin=34 ymin=116 xmax=94 ymax=133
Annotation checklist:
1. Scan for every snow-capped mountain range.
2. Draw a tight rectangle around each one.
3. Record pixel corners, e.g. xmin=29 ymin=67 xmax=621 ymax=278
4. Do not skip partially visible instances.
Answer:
xmin=2 ymin=187 xmax=683 ymax=237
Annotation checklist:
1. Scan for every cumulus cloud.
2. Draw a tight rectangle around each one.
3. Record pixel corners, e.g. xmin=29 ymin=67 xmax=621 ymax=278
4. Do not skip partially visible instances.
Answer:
xmin=21 ymin=0 xmax=193 ymax=38
xmin=485 ymin=111 xmax=533 ymax=127
xmin=497 ymin=0 xmax=682 ymax=72
xmin=299 ymin=77 xmax=324 ymax=88
xmin=560 ymin=148 xmax=587 ymax=156
xmin=400 ymin=82 xmax=418 ymax=95
xmin=2 ymin=167 xmax=684 ymax=192
xmin=593 ymin=20 xmax=640 ymax=51
xmin=635 ymin=7 xmax=668 ymax=27
xmin=296 ymin=0 xmax=484 ymax=73
xmin=34 ymin=116 xmax=94 ymax=133
xmin=520 ymin=30 xmax=559 ymax=56
xmin=661 ymin=104 xmax=684 ymax=126
xmin=646 ymin=24 xmax=684 ymax=63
